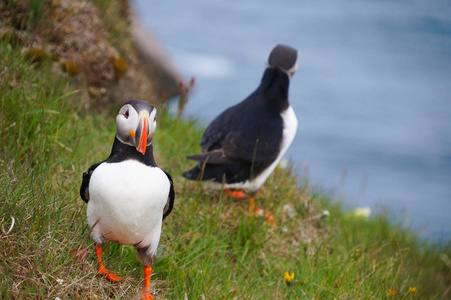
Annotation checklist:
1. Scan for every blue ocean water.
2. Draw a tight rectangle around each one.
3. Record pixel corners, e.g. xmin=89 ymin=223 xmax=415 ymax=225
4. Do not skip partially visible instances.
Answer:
xmin=133 ymin=0 xmax=451 ymax=242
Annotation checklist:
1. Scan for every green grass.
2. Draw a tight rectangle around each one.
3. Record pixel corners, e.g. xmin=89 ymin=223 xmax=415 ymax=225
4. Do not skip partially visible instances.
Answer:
xmin=1 ymin=5 xmax=451 ymax=300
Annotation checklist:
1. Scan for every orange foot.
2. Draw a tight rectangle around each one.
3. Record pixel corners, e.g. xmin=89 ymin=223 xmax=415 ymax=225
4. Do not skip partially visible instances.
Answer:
xmin=95 ymin=245 xmax=122 ymax=282
xmin=139 ymin=290 xmax=153 ymax=300
xmin=101 ymin=270 xmax=122 ymax=282
xmin=224 ymin=189 xmax=248 ymax=199
xmin=254 ymin=207 xmax=277 ymax=227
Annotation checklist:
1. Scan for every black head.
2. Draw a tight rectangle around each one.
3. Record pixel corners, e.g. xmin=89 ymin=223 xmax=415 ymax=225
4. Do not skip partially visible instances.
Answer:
xmin=266 ymin=44 xmax=299 ymax=78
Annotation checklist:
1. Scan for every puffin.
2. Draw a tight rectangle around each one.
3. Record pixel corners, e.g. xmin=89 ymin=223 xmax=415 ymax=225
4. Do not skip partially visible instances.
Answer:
xmin=182 ymin=44 xmax=298 ymax=224
xmin=80 ymin=100 xmax=174 ymax=300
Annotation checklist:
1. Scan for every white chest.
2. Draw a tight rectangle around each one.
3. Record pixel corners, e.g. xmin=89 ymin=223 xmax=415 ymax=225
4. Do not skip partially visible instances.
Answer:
xmin=87 ymin=160 xmax=170 ymax=245
xmin=279 ymin=105 xmax=298 ymax=161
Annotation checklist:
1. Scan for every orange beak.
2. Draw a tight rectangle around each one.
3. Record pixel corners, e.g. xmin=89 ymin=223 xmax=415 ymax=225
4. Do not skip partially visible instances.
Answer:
xmin=136 ymin=112 xmax=149 ymax=155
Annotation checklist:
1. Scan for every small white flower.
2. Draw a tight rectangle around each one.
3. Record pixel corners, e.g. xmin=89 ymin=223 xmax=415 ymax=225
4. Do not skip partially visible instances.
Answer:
xmin=307 ymin=246 xmax=316 ymax=256
xmin=282 ymin=227 xmax=288 ymax=232
xmin=322 ymin=210 xmax=330 ymax=217
xmin=56 ymin=278 xmax=64 ymax=285
xmin=353 ymin=207 xmax=371 ymax=219
xmin=255 ymin=208 xmax=265 ymax=217
xmin=55 ymin=298 xmax=62 ymax=300
xmin=283 ymin=204 xmax=296 ymax=219
xmin=278 ymin=158 xmax=289 ymax=169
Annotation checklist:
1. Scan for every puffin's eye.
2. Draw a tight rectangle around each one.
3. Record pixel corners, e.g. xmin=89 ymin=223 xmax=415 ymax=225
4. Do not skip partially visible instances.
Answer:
xmin=153 ymin=116 xmax=156 ymax=122
xmin=124 ymin=109 xmax=129 ymax=119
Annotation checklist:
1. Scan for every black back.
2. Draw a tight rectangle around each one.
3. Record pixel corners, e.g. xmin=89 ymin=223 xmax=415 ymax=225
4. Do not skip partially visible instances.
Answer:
xmin=183 ymin=66 xmax=290 ymax=184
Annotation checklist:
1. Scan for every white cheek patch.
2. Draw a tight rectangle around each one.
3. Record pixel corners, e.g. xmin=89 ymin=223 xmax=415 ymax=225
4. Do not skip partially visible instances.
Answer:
xmin=150 ymin=121 xmax=157 ymax=138
xmin=115 ymin=105 xmax=139 ymax=146
xmin=116 ymin=114 xmax=129 ymax=143
xmin=147 ymin=110 xmax=157 ymax=145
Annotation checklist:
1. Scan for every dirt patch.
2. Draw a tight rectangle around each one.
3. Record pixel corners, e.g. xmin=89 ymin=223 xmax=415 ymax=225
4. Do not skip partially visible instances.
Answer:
xmin=0 ymin=0 xmax=178 ymax=110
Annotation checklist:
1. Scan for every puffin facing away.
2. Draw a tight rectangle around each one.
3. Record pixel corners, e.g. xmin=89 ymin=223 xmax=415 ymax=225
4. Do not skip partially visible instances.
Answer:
xmin=80 ymin=100 xmax=174 ymax=300
xmin=182 ymin=44 xmax=298 ymax=223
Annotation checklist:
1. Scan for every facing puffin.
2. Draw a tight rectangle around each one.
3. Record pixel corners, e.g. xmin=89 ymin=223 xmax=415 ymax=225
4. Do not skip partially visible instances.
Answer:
xmin=182 ymin=44 xmax=299 ymax=224
xmin=80 ymin=100 xmax=174 ymax=300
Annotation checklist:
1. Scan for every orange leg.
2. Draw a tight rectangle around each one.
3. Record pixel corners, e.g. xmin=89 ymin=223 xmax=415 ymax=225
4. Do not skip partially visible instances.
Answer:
xmin=95 ymin=245 xmax=121 ymax=282
xmin=224 ymin=189 xmax=277 ymax=226
xmin=263 ymin=211 xmax=277 ymax=227
xmin=254 ymin=207 xmax=277 ymax=227
xmin=248 ymin=195 xmax=256 ymax=212
xmin=224 ymin=189 xmax=248 ymax=199
xmin=139 ymin=266 xmax=153 ymax=300
xmin=250 ymin=194 xmax=277 ymax=227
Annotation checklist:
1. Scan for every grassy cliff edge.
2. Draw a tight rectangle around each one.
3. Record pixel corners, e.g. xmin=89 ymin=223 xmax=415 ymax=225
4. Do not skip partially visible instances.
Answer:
xmin=0 ymin=1 xmax=450 ymax=299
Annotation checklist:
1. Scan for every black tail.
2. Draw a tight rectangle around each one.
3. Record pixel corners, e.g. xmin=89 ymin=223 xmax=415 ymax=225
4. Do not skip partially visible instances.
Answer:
xmin=182 ymin=165 xmax=202 ymax=181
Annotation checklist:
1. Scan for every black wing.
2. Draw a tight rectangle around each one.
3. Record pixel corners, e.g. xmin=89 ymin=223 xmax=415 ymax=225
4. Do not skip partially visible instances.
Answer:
xmin=162 ymin=170 xmax=175 ymax=220
xmin=80 ymin=162 xmax=103 ymax=203
xmin=186 ymin=149 xmax=238 ymax=165
xmin=222 ymin=115 xmax=282 ymax=163
xmin=199 ymin=95 xmax=283 ymax=165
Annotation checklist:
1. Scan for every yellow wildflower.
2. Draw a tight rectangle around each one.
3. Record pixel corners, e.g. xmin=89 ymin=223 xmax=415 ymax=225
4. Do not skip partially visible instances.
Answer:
xmin=388 ymin=289 xmax=396 ymax=297
xmin=353 ymin=206 xmax=371 ymax=218
xmin=284 ymin=272 xmax=294 ymax=285
xmin=60 ymin=61 xmax=80 ymax=76
xmin=353 ymin=247 xmax=361 ymax=260
xmin=109 ymin=55 xmax=129 ymax=78
xmin=408 ymin=286 xmax=417 ymax=295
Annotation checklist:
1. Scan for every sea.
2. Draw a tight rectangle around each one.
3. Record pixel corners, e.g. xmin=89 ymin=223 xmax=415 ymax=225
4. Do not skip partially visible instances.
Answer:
xmin=133 ymin=0 xmax=451 ymax=243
